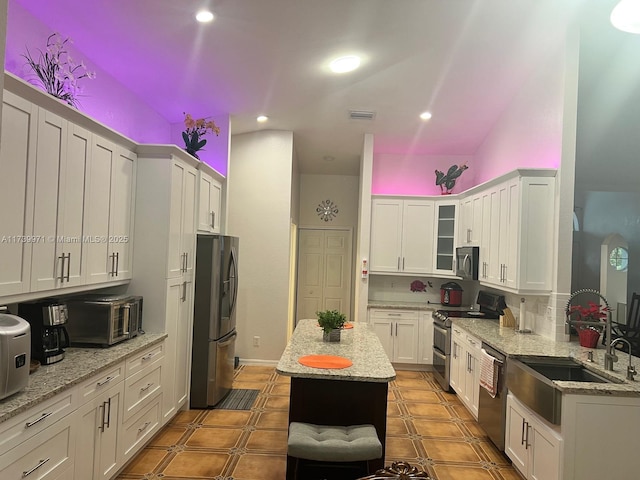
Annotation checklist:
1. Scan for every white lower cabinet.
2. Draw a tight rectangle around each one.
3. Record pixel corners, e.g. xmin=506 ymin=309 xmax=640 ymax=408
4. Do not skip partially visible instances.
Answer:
xmin=505 ymin=393 xmax=562 ymax=480
xmin=75 ymin=380 xmax=123 ymax=480
xmin=0 ymin=412 xmax=76 ymax=480
xmin=118 ymin=398 xmax=161 ymax=464
xmin=369 ymin=309 xmax=419 ymax=363
xmin=450 ymin=326 xmax=481 ymax=419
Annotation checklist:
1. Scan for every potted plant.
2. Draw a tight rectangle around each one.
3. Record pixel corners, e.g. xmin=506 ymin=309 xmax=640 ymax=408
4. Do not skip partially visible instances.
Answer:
xmin=317 ymin=310 xmax=347 ymax=342
xmin=568 ymin=301 xmax=610 ymax=348
xmin=435 ymin=164 xmax=468 ymax=194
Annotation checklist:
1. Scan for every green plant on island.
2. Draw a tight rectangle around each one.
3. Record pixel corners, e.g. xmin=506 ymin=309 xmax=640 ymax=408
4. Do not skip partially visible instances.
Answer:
xmin=435 ymin=164 xmax=468 ymax=194
xmin=316 ymin=310 xmax=347 ymax=334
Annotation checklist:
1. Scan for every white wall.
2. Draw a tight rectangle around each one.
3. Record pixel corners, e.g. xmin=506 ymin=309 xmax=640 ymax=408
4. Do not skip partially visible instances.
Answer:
xmin=299 ymin=174 xmax=359 ymax=227
xmin=0 ymin=0 xmax=7 ymax=130
xmin=227 ymin=130 xmax=294 ymax=362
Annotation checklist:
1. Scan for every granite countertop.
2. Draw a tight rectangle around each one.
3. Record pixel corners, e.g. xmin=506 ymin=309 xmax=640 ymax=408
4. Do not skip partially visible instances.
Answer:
xmin=276 ymin=319 xmax=396 ymax=382
xmin=368 ymin=301 xmax=441 ymax=311
xmin=452 ymin=318 xmax=640 ymax=397
xmin=0 ymin=333 xmax=167 ymax=424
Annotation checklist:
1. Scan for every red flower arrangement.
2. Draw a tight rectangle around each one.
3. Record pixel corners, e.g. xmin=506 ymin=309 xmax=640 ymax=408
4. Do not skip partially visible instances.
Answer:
xmin=569 ymin=301 xmax=610 ymax=348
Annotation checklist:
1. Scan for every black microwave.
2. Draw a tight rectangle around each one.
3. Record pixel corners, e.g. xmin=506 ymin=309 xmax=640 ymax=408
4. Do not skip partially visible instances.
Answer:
xmin=456 ymin=246 xmax=479 ymax=280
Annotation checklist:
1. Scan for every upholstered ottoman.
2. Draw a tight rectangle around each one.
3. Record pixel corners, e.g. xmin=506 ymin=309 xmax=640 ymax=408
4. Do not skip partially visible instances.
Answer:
xmin=287 ymin=422 xmax=382 ymax=479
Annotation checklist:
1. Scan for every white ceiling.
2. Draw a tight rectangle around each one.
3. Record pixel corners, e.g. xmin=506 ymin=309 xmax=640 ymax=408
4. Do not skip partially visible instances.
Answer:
xmin=13 ymin=0 xmax=627 ymax=176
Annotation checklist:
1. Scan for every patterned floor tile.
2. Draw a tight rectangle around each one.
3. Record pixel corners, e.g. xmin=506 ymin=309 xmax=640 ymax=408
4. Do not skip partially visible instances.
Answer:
xmin=116 ymin=365 xmax=519 ymax=480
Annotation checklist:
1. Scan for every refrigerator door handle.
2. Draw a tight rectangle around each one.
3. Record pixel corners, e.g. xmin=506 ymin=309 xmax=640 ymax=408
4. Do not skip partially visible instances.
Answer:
xmin=229 ymin=247 xmax=239 ymax=316
xmin=219 ymin=331 xmax=237 ymax=348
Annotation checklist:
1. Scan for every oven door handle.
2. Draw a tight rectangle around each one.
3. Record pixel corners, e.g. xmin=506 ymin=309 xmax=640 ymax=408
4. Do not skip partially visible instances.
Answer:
xmin=432 ymin=348 xmax=447 ymax=360
xmin=433 ymin=325 xmax=449 ymax=336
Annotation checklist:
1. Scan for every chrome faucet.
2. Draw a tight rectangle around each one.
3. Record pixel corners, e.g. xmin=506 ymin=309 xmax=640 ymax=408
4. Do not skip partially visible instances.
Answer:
xmin=610 ymin=338 xmax=637 ymax=381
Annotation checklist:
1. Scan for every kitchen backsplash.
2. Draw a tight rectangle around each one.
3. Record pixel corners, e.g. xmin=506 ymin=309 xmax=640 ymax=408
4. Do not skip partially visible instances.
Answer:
xmin=368 ymin=275 xmax=552 ymax=337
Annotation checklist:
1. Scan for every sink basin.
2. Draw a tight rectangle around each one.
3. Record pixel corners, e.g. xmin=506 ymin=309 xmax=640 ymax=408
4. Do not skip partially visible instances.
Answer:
xmin=507 ymin=356 xmax=620 ymax=425
xmin=518 ymin=356 xmax=614 ymax=383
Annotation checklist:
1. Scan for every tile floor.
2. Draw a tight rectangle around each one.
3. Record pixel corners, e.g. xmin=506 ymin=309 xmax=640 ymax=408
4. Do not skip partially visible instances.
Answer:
xmin=116 ymin=366 xmax=522 ymax=480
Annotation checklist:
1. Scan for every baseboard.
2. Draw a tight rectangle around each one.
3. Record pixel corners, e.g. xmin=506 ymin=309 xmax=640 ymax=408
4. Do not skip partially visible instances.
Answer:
xmin=238 ymin=358 xmax=280 ymax=367
xmin=392 ymin=363 xmax=433 ymax=372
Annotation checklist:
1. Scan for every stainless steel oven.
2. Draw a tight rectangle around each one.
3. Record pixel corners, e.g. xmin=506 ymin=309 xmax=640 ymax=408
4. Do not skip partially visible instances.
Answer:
xmin=432 ymin=314 xmax=451 ymax=391
xmin=431 ymin=290 xmax=505 ymax=393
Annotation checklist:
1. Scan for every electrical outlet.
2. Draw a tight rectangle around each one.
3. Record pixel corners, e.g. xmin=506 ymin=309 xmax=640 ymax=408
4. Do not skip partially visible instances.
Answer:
xmin=253 ymin=336 xmax=260 ymax=347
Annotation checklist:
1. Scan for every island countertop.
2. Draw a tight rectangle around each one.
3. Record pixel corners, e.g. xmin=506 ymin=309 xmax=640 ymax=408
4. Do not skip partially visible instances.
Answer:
xmin=276 ymin=319 xmax=396 ymax=382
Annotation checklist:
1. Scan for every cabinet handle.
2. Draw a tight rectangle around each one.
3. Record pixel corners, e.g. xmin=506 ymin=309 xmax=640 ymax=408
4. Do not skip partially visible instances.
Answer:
xmin=22 ymin=458 xmax=50 ymax=477
xmin=397 ymin=257 xmax=400 ymax=270
xmin=182 ymin=281 xmax=187 ymax=302
xmin=142 ymin=353 xmax=154 ymax=362
xmin=109 ymin=253 xmax=115 ymax=276
xmin=185 ymin=252 xmax=189 ymax=271
xmin=99 ymin=403 xmax=106 ymax=433
xmin=387 ymin=313 xmax=401 ymax=317
xmin=402 ymin=257 xmax=405 ymax=270
xmin=115 ymin=252 xmax=119 ymax=276
xmin=105 ymin=397 xmax=112 ymax=429
xmin=25 ymin=411 xmax=53 ymax=428
xmin=140 ymin=382 xmax=154 ymax=392
xmin=524 ymin=421 xmax=531 ymax=449
xmin=211 ymin=211 xmax=215 ymax=228
xmin=521 ymin=419 xmax=526 ymax=445
xmin=65 ymin=253 xmax=71 ymax=282
xmin=390 ymin=324 xmax=393 ymax=336
xmin=467 ymin=228 xmax=471 ymax=243
xmin=58 ymin=254 xmax=66 ymax=282
xmin=138 ymin=421 xmax=152 ymax=433
xmin=395 ymin=323 xmax=398 ymax=336
xmin=97 ymin=376 xmax=113 ymax=387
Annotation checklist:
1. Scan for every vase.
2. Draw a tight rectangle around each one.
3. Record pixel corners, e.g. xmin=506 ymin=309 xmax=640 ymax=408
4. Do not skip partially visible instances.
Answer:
xmin=323 ymin=329 xmax=341 ymax=342
xmin=578 ymin=328 xmax=600 ymax=348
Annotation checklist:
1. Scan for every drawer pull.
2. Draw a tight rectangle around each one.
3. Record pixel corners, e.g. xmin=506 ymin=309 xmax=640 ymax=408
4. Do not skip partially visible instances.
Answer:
xmin=22 ymin=458 xmax=50 ymax=477
xmin=138 ymin=421 xmax=151 ymax=433
xmin=141 ymin=353 xmax=154 ymax=362
xmin=25 ymin=411 xmax=53 ymax=428
xmin=97 ymin=376 xmax=114 ymax=387
xmin=387 ymin=313 xmax=401 ymax=317
xmin=140 ymin=382 xmax=154 ymax=392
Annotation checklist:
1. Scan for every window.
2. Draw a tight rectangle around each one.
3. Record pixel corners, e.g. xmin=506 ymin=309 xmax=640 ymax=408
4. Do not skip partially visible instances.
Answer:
xmin=609 ymin=246 xmax=629 ymax=272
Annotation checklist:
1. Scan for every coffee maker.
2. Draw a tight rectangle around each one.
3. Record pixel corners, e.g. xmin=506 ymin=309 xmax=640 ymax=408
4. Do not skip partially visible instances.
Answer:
xmin=18 ymin=300 xmax=70 ymax=365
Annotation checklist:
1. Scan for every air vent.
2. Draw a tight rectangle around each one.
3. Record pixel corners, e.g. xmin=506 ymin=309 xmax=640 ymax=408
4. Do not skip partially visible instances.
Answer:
xmin=348 ymin=110 xmax=376 ymax=120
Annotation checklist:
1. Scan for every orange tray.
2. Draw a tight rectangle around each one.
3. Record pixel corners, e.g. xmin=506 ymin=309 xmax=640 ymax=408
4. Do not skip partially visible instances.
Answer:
xmin=298 ymin=354 xmax=353 ymax=369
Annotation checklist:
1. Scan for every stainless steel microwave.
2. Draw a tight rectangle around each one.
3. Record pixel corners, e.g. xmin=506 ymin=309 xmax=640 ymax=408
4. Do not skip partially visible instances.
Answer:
xmin=65 ymin=294 xmax=143 ymax=347
xmin=456 ymin=246 xmax=479 ymax=280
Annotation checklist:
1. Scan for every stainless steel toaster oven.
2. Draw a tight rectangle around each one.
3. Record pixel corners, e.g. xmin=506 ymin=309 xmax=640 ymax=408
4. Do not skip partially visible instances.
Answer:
xmin=65 ymin=294 xmax=143 ymax=347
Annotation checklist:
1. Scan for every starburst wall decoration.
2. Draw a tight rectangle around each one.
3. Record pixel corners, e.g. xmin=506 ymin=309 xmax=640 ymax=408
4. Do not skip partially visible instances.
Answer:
xmin=316 ymin=199 xmax=339 ymax=222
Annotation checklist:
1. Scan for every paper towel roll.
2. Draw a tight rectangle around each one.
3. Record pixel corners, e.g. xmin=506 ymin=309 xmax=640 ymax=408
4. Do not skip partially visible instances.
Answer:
xmin=519 ymin=299 xmax=526 ymax=330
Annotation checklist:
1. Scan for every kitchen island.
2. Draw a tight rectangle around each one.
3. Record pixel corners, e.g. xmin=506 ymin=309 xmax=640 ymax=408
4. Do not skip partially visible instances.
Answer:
xmin=277 ymin=319 xmax=395 ymax=478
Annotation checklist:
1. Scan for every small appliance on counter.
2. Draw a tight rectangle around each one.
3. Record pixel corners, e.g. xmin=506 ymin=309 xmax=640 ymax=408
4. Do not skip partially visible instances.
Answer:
xmin=0 ymin=313 xmax=31 ymax=400
xmin=18 ymin=300 xmax=69 ymax=365
xmin=65 ymin=294 xmax=143 ymax=347
xmin=440 ymin=282 xmax=463 ymax=306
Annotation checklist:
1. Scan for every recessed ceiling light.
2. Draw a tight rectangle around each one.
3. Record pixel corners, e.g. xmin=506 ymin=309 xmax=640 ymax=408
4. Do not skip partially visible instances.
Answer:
xmin=420 ymin=111 xmax=433 ymax=120
xmin=196 ymin=10 xmax=214 ymax=23
xmin=611 ymin=0 xmax=640 ymax=34
xmin=257 ymin=115 xmax=268 ymax=123
xmin=329 ymin=55 xmax=361 ymax=73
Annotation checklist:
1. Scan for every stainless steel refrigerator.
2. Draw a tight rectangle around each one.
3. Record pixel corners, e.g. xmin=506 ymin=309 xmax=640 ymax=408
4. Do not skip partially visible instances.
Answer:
xmin=190 ymin=234 xmax=239 ymax=408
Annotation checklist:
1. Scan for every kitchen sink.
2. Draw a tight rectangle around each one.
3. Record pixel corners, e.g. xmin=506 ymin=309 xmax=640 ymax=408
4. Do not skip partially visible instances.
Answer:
xmin=506 ymin=356 xmax=620 ymax=425
xmin=518 ymin=356 xmax=615 ymax=383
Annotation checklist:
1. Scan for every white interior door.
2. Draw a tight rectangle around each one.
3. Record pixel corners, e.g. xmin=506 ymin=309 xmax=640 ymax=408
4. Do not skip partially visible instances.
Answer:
xmin=296 ymin=228 xmax=352 ymax=323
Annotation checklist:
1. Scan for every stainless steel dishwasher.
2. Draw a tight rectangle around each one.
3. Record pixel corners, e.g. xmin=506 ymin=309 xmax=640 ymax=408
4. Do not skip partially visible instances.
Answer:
xmin=477 ymin=343 xmax=507 ymax=451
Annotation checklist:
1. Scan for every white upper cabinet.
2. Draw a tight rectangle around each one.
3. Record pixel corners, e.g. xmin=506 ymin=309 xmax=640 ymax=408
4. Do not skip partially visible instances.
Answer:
xmin=479 ymin=174 xmax=556 ymax=293
xmin=85 ymin=137 xmax=136 ymax=284
xmin=458 ymin=194 xmax=482 ymax=246
xmin=197 ymin=169 xmax=222 ymax=234
xmin=0 ymin=91 xmax=36 ymax=297
xmin=370 ymin=198 xmax=435 ymax=274
xmin=31 ymin=115 xmax=91 ymax=291
xmin=433 ymin=200 xmax=457 ymax=275
xmin=0 ymin=76 xmax=138 ymax=302
xmin=168 ymin=159 xmax=197 ymax=279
